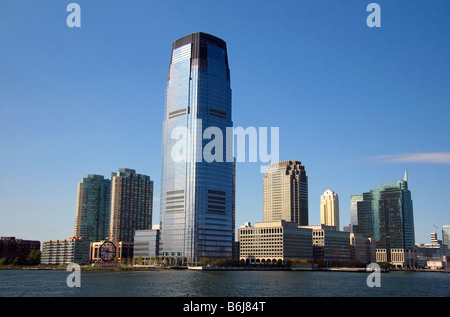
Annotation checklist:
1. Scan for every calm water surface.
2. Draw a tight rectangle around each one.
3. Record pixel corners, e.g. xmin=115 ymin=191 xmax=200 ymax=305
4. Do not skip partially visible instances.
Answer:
xmin=0 ymin=269 xmax=449 ymax=297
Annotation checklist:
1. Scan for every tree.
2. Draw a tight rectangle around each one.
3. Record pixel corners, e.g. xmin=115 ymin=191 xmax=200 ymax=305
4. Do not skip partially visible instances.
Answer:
xmin=198 ymin=258 xmax=211 ymax=266
xmin=134 ymin=256 xmax=143 ymax=265
xmin=12 ymin=257 xmax=21 ymax=266
xmin=0 ymin=257 xmax=9 ymax=266
xmin=212 ymin=258 xmax=227 ymax=267
xmin=26 ymin=250 xmax=41 ymax=265
xmin=377 ymin=262 xmax=393 ymax=269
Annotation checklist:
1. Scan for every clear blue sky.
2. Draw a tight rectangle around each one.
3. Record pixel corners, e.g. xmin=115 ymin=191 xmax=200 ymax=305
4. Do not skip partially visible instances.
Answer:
xmin=1 ymin=0 xmax=449 ymax=245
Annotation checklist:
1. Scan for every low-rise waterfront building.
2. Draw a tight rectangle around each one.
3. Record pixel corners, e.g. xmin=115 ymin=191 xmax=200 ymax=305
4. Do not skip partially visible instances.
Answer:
xmin=0 ymin=237 xmax=40 ymax=263
xmin=416 ymin=233 xmax=449 ymax=269
xmin=238 ymin=220 xmax=313 ymax=264
xmin=133 ymin=226 xmax=160 ymax=264
xmin=41 ymin=237 xmax=90 ymax=265
xmin=300 ymin=224 xmax=351 ymax=266
xmin=350 ymin=233 xmax=376 ymax=264
xmin=90 ymin=240 xmax=134 ymax=263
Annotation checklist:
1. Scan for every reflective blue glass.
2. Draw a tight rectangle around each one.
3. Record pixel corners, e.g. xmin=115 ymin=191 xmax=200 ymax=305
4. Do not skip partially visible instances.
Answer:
xmin=159 ymin=33 xmax=233 ymax=265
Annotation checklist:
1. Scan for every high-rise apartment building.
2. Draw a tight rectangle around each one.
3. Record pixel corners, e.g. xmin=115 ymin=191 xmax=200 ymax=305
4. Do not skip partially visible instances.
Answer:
xmin=74 ymin=174 xmax=111 ymax=241
xmin=158 ymin=32 xmax=234 ymax=265
xmin=263 ymin=160 xmax=308 ymax=226
xmin=320 ymin=189 xmax=339 ymax=230
xmin=350 ymin=172 xmax=415 ymax=267
xmin=109 ymin=168 xmax=153 ymax=243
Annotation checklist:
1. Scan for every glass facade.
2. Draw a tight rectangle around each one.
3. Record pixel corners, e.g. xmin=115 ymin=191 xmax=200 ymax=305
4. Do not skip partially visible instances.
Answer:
xmin=74 ymin=174 xmax=111 ymax=242
xmin=443 ymin=223 xmax=450 ymax=249
xmin=351 ymin=175 xmax=415 ymax=266
xmin=159 ymin=33 xmax=233 ymax=265
xmin=133 ymin=228 xmax=160 ymax=260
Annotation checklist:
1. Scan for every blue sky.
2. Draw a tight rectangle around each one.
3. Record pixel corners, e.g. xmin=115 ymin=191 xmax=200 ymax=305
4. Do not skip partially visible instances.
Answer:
xmin=0 ymin=0 xmax=449 ymax=245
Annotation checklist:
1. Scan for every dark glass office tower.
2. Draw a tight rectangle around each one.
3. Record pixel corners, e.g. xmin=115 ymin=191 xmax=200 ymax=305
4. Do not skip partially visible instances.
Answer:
xmin=351 ymin=171 xmax=416 ymax=267
xmin=159 ymin=33 xmax=233 ymax=265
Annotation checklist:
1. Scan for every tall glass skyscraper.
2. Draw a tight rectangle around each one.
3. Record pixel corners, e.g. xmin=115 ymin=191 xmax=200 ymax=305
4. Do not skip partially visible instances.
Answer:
xmin=350 ymin=171 xmax=416 ymax=267
xmin=159 ymin=33 xmax=234 ymax=265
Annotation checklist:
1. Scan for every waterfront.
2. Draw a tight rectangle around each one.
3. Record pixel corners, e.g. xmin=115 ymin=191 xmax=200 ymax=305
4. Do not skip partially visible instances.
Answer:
xmin=0 ymin=269 xmax=448 ymax=297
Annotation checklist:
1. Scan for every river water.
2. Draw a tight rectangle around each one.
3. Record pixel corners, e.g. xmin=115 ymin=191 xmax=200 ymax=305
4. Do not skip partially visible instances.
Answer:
xmin=0 ymin=269 xmax=449 ymax=297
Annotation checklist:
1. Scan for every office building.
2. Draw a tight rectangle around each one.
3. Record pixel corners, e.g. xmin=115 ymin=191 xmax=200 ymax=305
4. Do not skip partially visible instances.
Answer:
xmin=158 ymin=33 xmax=234 ymax=265
xmin=109 ymin=168 xmax=153 ymax=243
xmin=416 ymin=233 xmax=449 ymax=269
xmin=40 ymin=237 xmax=91 ymax=265
xmin=350 ymin=171 xmax=416 ymax=268
xmin=238 ymin=221 xmax=313 ymax=264
xmin=320 ymin=189 xmax=339 ymax=230
xmin=300 ymin=224 xmax=351 ymax=266
xmin=443 ymin=222 xmax=450 ymax=249
xmin=343 ymin=224 xmax=352 ymax=233
xmin=263 ymin=160 xmax=308 ymax=226
xmin=133 ymin=226 xmax=160 ymax=265
xmin=74 ymin=174 xmax=111 ymax=241
xmin=350 ymin=233 xmax=376 ymax=264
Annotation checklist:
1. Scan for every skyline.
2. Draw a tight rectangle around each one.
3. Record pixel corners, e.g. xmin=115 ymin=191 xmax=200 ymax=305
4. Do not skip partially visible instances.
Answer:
xmin=0 ymin=1 xmax=449 ymax=245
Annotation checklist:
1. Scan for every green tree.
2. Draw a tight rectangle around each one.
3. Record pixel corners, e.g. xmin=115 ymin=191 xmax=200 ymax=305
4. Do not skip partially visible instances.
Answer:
xmin=377 ymin=262 xmax=393 ymax=269
xmin=212 ymin=258 xmax=227 ymax=267
xmin=0 ymin=257 xmax=9 ymax=266
xmin=198 ymin=257 xmax=211 ymax=266
xmin=26 ymin=250 xmax=41 ymax=265
xmin=12 ymin=257 xmax=21 ymax=266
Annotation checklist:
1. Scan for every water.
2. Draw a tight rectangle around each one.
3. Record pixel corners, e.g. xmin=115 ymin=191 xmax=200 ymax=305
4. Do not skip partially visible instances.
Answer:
xmin=0 ymin=269 xmax=449 ymax=297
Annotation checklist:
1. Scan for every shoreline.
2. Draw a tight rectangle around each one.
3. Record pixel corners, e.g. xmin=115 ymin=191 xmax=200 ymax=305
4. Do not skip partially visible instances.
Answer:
xmin=1 ymin=265 xmax=448 ymax=273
